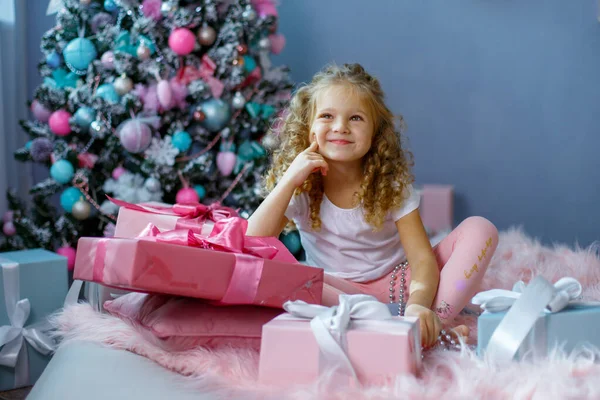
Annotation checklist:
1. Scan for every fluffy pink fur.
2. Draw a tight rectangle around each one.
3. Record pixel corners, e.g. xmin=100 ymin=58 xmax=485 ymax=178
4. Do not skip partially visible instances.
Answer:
xmin=52 ymin=228 xmax=600 ymax=399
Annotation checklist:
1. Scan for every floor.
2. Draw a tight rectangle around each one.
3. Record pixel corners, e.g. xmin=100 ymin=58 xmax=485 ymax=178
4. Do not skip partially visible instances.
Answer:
xmin=0 ymin=387 xmax=32 ymax=400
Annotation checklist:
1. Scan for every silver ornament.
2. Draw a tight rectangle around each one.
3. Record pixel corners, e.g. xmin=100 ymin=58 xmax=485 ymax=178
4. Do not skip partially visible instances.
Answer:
xmin=137 ymin=44 xmax=151 ymax=60
xmin=261 ymin=134 xmax=278 ymax=149
xmin=114 ymin=75 xmax=133 ymax=96
xmin=144 ymin=177 xmax=161 ymax=192
xmin=161 ymin=1 xmax=177 ymax=16
xmin=80 ymin=0 xmax=92 ymax=5
xmin=90 ymin=120 xmax=107 ymax=138
xmin=197 ymin=25 xmax=217 ymax=46
xmin=72 ymin=200 xmax=91 ymax=220
xmin=242 ymin=6 xmax=257 ymax=21
xmin=221 ymin=127 xmax=231 ymax=139
xmin=231 ymin=92 xmax=246 ymax=109
xmin=258 ymin=37 xmax=271 ymax=51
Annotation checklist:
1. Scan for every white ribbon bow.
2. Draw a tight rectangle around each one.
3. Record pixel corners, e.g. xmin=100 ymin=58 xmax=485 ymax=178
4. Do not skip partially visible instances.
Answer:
xmin=472 ymin=277 xmax=590 ymax=314
xmin=283 ymin=294 xmax=394 ymax=383
xmin=0 ymin=259 xmax=57 ymax=388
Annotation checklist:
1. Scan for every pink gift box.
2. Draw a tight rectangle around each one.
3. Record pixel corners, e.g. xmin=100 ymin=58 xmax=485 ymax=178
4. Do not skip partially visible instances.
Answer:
xmin=259 ymin=314 xmax=421 ymax=386
xmin=73 ymin=235 xmax=323 ymax=309
xmin=419 ymin=184 xmax=454 ymax=233
xmin=112 ymin=198 xmax=236 ymax=238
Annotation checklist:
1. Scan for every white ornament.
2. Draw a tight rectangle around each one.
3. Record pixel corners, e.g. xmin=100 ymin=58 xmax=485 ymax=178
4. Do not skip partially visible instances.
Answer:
xmin=114 ymin=75 xmax=133 ymax=96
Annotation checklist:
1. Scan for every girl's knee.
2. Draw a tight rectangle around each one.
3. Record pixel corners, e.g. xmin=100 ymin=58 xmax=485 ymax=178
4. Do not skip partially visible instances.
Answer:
xmin=460 ymin=216 xmax=498 ymax=244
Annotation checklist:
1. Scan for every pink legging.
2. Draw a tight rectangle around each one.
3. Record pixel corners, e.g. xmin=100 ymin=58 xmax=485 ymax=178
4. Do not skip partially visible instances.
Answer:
xmin=322 ymin=216 xmax=499 ymax=323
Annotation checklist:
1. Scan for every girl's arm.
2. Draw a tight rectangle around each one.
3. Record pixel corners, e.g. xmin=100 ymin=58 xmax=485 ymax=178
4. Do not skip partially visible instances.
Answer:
xmin=246 ymin=180 xmax=295 ymax=237
xmin=395 ymin=209 xmax=440 ymax=308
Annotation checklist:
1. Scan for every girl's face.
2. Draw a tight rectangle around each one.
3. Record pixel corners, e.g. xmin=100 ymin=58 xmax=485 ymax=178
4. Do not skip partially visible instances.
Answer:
xmin=310 ymin=85 xmax=374 ymax=165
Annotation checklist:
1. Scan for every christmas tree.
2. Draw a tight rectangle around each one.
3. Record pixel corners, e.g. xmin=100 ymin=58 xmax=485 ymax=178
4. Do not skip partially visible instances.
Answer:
xmin=0 ymin=0 xmax=294 ymax=262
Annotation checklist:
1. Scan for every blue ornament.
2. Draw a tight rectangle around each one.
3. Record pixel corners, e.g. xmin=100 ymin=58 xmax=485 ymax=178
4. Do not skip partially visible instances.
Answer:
xmin=25 ymin=141 xmax=32 ymax=150
xmin=198 ymin=98 xmax=231 ymax=132
xmin=46 ymin=52 xmax=62 ymax=69
xmin=243 ymin=56 xmax=257 ymax=73
xmin=44 ymin=68 xmax=79 ymax=89
xmin=194 ymin=185 xmax=206 ymax=201
xmin=50 ymin=160 xmax=75 ymax=184
xmin=172 ymin=131 xmax=192 ymax=152
xmin=74 ymin=107 xmax=95 ymax=131
xmin=96 ymin=84 xmax=120 ymax=104
xmin=104 ymin=0 xmax=118 ymax=12
xmin=281 ymin=230 xmax=302 ymax=255
xmin=60 ymin=187 xmax=83 ymax=213
xmin=63 ymin=38 xmax=97 ymax=71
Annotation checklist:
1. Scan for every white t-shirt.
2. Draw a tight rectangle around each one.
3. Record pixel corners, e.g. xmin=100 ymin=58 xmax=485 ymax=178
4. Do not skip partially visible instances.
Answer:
xmin=284 ymin=185 xmax=420 ymax=282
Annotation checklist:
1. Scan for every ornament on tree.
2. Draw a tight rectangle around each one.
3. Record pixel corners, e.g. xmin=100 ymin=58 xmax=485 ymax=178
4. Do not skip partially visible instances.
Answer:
xmin=252 ymin=0 xmax=278 ymax=18
xmin=176 ymin=187 xmax=199 ymax=204
xmin=96 ymin=83 xmax=120 ymax=103
xmin=193 ymin=108 xmax=205 ymax=121
xmin=141 ymin=0 xmax=163 ymax=21
xmin=115 ymin=32 xmax=156 ymax=59
xmin=49 ymin=110 xmax=72 ymax=136
xmin=242 ymin=4 xmax=257 ymax=21
xmin=156 ymin=78 xmax=172 ymax=108
xmin=104 ymin=0 xmax=118 ymax=12
xmin=63 ymin=37 xmax=97 ymax=72
xmin=231 ymin=91 xmax=246 ymax=109
xmin=172 ymin=131 xmax=192 ymax=152
xmin=50 ymin=159 xmax=75 ymax=184
xmin=160 ymin=0 xmax=178 ymax=17
xmin=268 ymin=33 xmax=286 ymax=54
xmin=31 ymin=100 xmax=52 ymax=122
xmin=197 ymin=98 xmax=231 ymax=132
xmin=60 ymin=187 xmax=83 ymax=213
xmin=72 ymin=199 xmax=92 ymax=220
xmin=90 ymin=119 xmax=108 ymax=138
xmin=29 ymin=138 xmax=54 ymax=162
xmin=2 ymin=221 xmax=16 ymax=237
xmin=169 ymin=28 xmax=196 ymax=56
xmin=197 ymin=24 xmax=217 ymax=46
xmin=243 ymin=56 xmax=257 ymax=73
xmin=100 ymin=51 xmax=115 ymax=69
xmin=56 ymin=246 xmax=77 ymax=271
xmin=112 ymin=166 xmax=127 ymax=180
xmin=46 ymin=51 xmax=62 ymax=68
xmin=80 ymin=0 xmax=92 ymax=5
xmin=144 ymin=135 xmax=179 ymax=166
xmin=114 ymin=75 xmax=134 ymax=96
xmin=236 ymin=44 xmax=248 ymax=55
xmin=194 ymin=184 xmax=206 ymax=201
xmin=137 ymin=44 xmax=152 ymax=60
xmin=216 ymin=139 xmax=237 ymax=176
xmin=144 ymin=177 xmax=161 ymax=192
xmin=117 ymin=118 xmax=155 ymax=153
xmin=3 ymin=211 xmax=13 ymax=223
xmin=73 ymin=107 xmax=95 ymax=131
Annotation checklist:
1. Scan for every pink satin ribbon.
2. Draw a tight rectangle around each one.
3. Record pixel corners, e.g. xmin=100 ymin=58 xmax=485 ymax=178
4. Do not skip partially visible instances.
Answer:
xmin=175 ymin=55 xmax=224 ymax=98
xmin=108 ymin=195 xmax=238 ymax=234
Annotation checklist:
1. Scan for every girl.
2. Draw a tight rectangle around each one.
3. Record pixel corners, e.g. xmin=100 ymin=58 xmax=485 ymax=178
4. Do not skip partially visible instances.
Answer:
xmin=247 ymin=63 xmax=498 ymax=348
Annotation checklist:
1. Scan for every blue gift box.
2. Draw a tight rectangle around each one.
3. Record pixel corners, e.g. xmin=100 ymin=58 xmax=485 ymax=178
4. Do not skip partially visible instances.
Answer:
xmin=477 ymin=305 xmax=600 ymax=359
xmin=0 ymin=249 xmax=68 ymax=390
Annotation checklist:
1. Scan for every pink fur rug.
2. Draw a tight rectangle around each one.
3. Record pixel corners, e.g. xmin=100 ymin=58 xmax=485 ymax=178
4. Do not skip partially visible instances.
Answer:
xmin=52 ymin=228 xmax=600 ymax=399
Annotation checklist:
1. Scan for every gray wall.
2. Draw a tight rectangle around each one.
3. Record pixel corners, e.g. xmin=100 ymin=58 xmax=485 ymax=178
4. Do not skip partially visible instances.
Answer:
xmin=25 ymin=0 xmax=599 ymax=246
xmin=273 ymin=0 xmax=600 ymax=247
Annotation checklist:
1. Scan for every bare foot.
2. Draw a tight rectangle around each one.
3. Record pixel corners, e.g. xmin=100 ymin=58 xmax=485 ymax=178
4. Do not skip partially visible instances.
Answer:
xmin=452 ymin=325 xmax=470 ymax=343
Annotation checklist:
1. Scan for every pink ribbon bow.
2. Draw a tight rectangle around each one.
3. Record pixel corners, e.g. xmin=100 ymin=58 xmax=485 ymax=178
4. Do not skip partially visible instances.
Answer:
xmin=107 ymin=196 xmax=238 ymax=234
xmin=176 ymin=55 xmax=224 ymax=98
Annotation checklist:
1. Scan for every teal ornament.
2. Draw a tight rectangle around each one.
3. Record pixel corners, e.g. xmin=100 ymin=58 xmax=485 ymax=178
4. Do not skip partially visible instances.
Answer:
xmin=74 ymin=107 xmax=95 ymax=131
xmin=50 ymin=160 xmax=75 ymax=184
xmin=104 ymin=0 xmax=118 ymax=12
xmin=115 ymin=31 xmax=156 ymax=58
xmin=235 ymin=140 xmax=265 ymax=173
xmin=219 ymin=140 xmax=236 ymax=153
xmin=46 ymin=51 xmax=62 ymax=68
xmin=194 ymin=185 xmax=206 ymax=201
xmin=60 ymin=187 xmax=83 ymax=213
xmin=243 ymin=56 xmax=256 ymax=73
xmin=96 ymin=84 xmax=120 ymax=103
xmin=63 ymin=37 xmax=98 ymax=71
xmin=172 ymin=131 xmax=192 ymax=152
xmin=25 ymin=141 xmax=32 ymax=150
xmin=245 ymin=102 xmax=275 ymax=119
xmin=199 ymin=98 xmax=231 ymax=132
xmin=44 ymin=68 xmax=79 ymax=89
xmin=281 ymin=230 xmax=302 ymax=255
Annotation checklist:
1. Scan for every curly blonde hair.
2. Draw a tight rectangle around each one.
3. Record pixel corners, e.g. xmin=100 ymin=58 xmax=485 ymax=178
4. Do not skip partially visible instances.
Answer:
xmin=264 ymin=63 xmax=414 ymax=231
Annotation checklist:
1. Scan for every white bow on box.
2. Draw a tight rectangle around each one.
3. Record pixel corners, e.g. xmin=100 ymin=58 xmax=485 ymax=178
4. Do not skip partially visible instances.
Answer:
xmin=283 ymin=294 xmax=412 ymax=384
xmin=0 ymin=259 xmax=57 ymax=388
xmin=471 ymin=276 xmax=600 ymax=363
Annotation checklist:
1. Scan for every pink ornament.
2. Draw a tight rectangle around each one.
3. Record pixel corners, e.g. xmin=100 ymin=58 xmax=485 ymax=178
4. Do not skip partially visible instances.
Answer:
xmin=112 ymin=166 xmax=126 ymax=180
xmin=56 ymin=246 xmax=77 ymax=271
xmin=49 ymin=110 xmax=72 ymax=136
xmin=252 ymin=0 xmax=278 ymax=18
xmin=157 ymin=80 xmax=172 ymax=108
xmin=168 ymin=28 xmax=196 ymax=56
xmin=31 ymin=100 xmax=52 ymax=122
xmin=2 ymin=221 xmax=16 ymax=236
xmin=176 ymin=187 xmax=200 ymax=204
xmin=141 ymin=0 xmax=162 ymax=21
xmin=3 ymin=211 xmax=13 ymax=223
xmin=216 ymin=151 xmax=237 ymax=176
xmin=78 ymin=152 xmax=99 ymax=169
xmin=119 ymin=119 xmax=153 ymax=153
xmin=101 ymin=51 xmax=115 ymax=69
xmin=269 ymin=34 xmax=286 ymax=54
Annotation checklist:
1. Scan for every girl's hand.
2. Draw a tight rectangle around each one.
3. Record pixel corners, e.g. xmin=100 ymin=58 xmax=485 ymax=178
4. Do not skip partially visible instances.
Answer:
xmin=404 ymin=304 xmax=442 ymax=348
xmin=281 ymin=141 xmax=329 ymax=188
